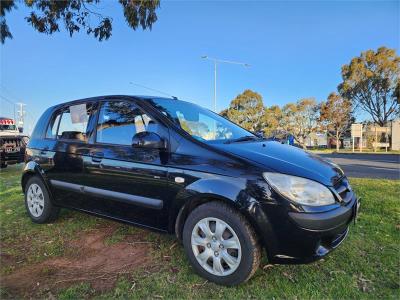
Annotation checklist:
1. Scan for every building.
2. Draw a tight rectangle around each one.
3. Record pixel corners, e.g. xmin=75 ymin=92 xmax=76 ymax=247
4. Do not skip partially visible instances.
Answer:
xmin=305 ymin=132 xmax=328 ymax=148
xmin=390 ymin=120 xmax=400 ymax=151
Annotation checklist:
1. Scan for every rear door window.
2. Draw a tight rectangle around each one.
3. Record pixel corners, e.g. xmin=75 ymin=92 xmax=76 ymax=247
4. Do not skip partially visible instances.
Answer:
xmin=49 ymin=103 xmax=95 ymax=142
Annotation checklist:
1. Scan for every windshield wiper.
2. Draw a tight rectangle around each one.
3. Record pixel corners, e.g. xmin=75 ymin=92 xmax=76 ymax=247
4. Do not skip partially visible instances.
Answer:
xmin=224 ymin=135 xmax=260 ymax=144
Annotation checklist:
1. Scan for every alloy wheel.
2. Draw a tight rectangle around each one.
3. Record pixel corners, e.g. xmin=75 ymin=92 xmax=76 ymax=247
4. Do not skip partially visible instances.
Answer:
xmin=191 ymin=217 xmax=242 ymax=276
xmin=27 ymin=183 xmax=45 ymax=217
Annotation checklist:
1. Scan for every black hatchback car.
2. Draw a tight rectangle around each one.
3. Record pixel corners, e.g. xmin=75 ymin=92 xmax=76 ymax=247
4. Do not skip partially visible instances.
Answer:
xmin=22 ymin=95 xmax=360 ymax=285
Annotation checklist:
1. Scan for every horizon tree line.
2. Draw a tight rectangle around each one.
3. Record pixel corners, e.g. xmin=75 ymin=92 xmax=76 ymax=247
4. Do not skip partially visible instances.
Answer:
xmin=220 ymin=47 xmax=399 ymax=149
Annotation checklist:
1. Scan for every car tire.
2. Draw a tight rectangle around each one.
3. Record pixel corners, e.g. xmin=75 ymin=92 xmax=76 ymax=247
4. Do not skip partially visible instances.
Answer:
xmin=24 ymin=176 xmax=60 ymax=223
xmin=182 ymin=201 xmax=261 ymax=286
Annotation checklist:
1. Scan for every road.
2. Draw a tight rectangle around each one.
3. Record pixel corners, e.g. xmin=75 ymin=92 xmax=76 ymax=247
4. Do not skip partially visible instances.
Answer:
xmin=318 ymin=153 xmax=400 ymax=180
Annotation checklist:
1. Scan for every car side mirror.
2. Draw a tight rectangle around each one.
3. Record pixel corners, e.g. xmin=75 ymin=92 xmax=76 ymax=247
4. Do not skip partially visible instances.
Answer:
xmin=253 ymin=131 xmax=264 ymax=138
xmin=132 ymin=131 xmax=167 ymax=150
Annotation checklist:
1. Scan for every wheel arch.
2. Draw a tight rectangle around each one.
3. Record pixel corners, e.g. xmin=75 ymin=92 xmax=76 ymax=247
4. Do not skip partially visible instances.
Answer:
xmin=170 ymin=177 xmax=280 ymax=258
xmin=21 ymin=161 xmax=51 ymax=196
xmin=173 ymin=194 xmax=242 ymax=241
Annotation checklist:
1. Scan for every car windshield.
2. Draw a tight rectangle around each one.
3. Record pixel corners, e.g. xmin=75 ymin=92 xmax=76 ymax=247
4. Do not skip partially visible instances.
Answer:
xmin=148 ymin=98 xmax=257 ymax=143
xmin=0 ymin=124 xmax=17 ymax=131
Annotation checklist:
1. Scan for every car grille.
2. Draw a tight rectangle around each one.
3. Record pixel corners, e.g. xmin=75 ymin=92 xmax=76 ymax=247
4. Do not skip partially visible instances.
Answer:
xmin=334 ymin=177 xmax=353 ymax=204
xmin=4 ymin=151 xmax=23 ymax=160
xmin=1 ymin=137 xmax=22 ymax=148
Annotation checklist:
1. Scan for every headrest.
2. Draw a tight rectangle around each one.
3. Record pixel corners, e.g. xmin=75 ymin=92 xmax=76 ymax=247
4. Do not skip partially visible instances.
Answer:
xmin=60 ymin=131 xmax=85 ymax=141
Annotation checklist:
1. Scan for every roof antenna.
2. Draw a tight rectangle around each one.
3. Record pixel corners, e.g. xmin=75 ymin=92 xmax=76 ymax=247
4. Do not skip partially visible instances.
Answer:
xmin=129 ymin=82 xmax=178 ymax=100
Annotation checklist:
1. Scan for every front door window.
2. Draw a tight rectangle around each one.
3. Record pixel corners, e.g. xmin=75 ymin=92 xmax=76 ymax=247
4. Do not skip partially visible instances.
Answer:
xmin=96 ymin=101 xmax=158 ymax=146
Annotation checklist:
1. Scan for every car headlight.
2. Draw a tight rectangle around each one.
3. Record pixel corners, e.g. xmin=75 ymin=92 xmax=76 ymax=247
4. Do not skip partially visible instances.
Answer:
xmin=22 ymin=136 xmax=30 ymax=145
xmin=263 ymin=172 xmax=335 ymax=206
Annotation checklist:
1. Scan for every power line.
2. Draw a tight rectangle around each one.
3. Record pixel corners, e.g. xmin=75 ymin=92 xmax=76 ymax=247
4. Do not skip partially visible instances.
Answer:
xmin=0 ymin=94 xmax=34 ymax=119
xmin=0 ymin=94 xmax=37 ymax=134
xmin=0 ymin=94 xmax=16 ymax=105
xmin=0 ymin=95 xmax=17 ymax=120
xmin=0 ymin=84 xmax=21 ymax=101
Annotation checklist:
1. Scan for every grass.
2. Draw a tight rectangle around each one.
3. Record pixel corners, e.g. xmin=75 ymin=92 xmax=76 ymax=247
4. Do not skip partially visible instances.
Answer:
xmin=1 ymin=164 xmax=399 ymax=299
xmin=308 ymin=148 xmax=400 ymax=154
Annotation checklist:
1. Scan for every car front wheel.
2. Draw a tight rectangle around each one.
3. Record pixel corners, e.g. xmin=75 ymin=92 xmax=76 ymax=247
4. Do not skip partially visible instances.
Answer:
xmin=183 ymin=202 xmax=261 ymax=286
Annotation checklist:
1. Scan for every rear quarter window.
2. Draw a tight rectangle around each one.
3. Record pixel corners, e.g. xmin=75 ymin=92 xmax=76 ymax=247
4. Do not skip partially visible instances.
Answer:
xmin=45 ymin=113 xmax=61 ymax=139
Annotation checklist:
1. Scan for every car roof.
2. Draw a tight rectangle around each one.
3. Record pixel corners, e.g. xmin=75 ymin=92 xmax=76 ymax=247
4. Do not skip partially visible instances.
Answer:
xmin=49 ymin=95 xmax=176 ymax=110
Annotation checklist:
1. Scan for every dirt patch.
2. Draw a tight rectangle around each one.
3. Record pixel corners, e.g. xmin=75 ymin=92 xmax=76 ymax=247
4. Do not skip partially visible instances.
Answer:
xmin=1 ymin=226 xmax=151 ymax=298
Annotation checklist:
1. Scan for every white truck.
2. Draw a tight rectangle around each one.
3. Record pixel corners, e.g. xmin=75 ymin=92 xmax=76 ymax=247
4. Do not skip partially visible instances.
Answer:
xmin=0 ymin=117 xmax=28 ymax=168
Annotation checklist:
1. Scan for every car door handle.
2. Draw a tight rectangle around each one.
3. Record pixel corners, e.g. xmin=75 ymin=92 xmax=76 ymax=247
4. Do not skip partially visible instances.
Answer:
xmin=91 ymin=152 xmax=104 ymax=163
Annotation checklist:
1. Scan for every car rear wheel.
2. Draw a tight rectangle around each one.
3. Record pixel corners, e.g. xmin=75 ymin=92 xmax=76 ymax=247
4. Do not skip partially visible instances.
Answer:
xmin=24 ymin=176 xmax=59 ymax=223
xmin=182 ymin=202 xmax=261 ymax=286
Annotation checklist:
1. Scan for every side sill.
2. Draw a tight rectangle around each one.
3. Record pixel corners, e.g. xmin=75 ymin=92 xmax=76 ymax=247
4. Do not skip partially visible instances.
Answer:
xmin=50 ymin=180 xmax=163 ymax=210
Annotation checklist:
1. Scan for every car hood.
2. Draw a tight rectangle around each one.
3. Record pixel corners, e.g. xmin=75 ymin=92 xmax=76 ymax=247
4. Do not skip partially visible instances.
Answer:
xmin=212 ymin=140 xmax=343 ymax=186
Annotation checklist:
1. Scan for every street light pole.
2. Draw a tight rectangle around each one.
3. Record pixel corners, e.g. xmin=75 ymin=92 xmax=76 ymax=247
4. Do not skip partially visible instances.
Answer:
xmin=214 ymin=61 xmax=217 ymax=112
xmin=201 ymin=56 xmax=249 ymax=112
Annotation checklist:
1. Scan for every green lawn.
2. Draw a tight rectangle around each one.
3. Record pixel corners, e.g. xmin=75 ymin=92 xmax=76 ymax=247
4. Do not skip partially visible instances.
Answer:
xmin=308 ymin=149 xmax=400 ymax=154
xmin=0 ymin=164 xmax=399 ymax=299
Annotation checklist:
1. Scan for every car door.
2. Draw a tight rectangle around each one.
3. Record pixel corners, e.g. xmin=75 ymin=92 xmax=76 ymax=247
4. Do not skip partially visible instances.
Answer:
xmin=45 ymin=102 xmax=98 ymax=208
xmin=81 ymin=99 xmax=172 ymax=230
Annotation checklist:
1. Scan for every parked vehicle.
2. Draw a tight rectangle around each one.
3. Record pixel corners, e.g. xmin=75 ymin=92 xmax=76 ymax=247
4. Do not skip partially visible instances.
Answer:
xmin=22 ymin=96 xmax=360 ymax=286
xmin=1 ymin=117 xmax=28 ymax=168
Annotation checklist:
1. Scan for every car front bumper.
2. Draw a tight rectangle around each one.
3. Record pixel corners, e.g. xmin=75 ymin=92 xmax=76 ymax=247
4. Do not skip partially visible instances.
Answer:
xmin=259 ymin=194 xmax=360 ymax=264
xmin=0 ymin=148 xmax=25 ymax=165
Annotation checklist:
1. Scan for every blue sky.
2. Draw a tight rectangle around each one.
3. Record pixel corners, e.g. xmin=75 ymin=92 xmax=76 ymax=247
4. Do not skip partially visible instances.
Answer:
xmin=0 ymin=0 xmax=399 ymax=132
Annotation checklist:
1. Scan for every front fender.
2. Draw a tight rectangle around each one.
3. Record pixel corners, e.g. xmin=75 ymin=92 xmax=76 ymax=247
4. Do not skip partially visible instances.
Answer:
xmin=186 ymin=177 xmax=248 ymax=203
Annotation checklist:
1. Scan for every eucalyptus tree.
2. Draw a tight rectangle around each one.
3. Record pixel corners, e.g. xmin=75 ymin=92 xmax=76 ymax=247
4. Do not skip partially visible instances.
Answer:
xmin=1 ymin=0 xmax=160 ymax=43
xmin=338 ymin=47 xmax=399 ymax=126
xmin=319 ymin=92 xmax=352 ymax=151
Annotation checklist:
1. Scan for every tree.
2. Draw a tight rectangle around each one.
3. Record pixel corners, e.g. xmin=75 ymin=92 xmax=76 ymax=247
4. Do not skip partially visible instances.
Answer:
xmin=338 ymin=47 xmax=400 ymax=126
xmin=319 ymin=92 xmax=352 ymax=151
xmin=0 ymin=0 xmax=160 ymax=44
xmin=262 ymin=105 xmax=282 ymax=137
xmin=221 ymin=89 xmax=266 ymax=132
xmin=280 ymin=98 xmax=318 ymax=148
xmin=394 ymin=79 xmax=400 ymax=104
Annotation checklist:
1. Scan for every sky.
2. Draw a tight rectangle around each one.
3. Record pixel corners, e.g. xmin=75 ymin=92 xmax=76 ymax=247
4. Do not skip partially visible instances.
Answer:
xmin=0 ymin=0 xmax=399 ymax=133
